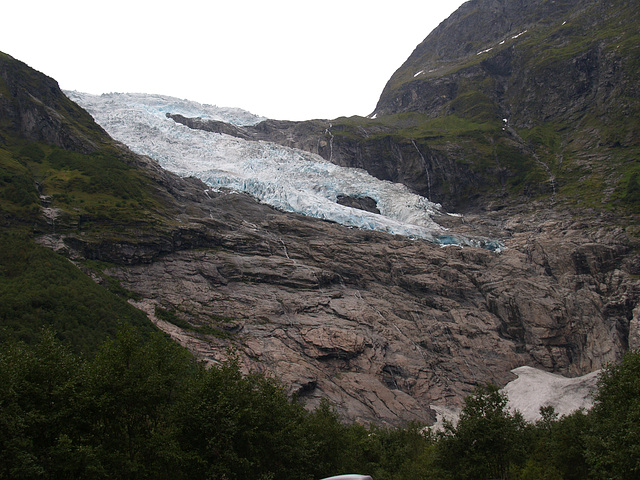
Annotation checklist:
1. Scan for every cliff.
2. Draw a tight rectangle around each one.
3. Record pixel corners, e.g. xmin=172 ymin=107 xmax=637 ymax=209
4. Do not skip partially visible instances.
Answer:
xmin=1 ymin=0 xmax=639 ymax=426
xmin=177 ymin=0 xmax=639 ymax=215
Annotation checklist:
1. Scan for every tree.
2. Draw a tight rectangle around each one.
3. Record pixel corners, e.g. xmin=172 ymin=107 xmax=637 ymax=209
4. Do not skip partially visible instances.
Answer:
xmin=436 ymin=384 xmax=530 ymax=480
xmin=173 ymin=355 xmax=316 ymax=480
xmin=82 ymin=326 xmax=196 ymax=479
xmin=304 ymin=398 xmax=351 ymax=478
xmin=0 ymin=330 xmax=101 ymax=479
xmin=518 ymin=406 xmax=590 ymax=480
xmin=585 ymin=350 xmax=640 ymax=480
xmin=370 ymin=422 xmax=435 ymax=480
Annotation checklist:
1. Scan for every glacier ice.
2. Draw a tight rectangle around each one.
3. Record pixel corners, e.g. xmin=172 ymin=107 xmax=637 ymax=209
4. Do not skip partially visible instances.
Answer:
xmin=67 ymin=91 xmax=501 ymax=249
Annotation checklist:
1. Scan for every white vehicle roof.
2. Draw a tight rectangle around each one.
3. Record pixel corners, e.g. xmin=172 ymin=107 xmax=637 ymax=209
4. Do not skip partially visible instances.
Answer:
xmin=319 ymin=475 xmax=373 ymax=480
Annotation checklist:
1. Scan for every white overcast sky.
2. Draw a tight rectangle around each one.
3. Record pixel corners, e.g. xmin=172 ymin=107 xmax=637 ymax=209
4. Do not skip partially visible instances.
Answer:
xmin=2 ymin=1 xmax=467 ymax=120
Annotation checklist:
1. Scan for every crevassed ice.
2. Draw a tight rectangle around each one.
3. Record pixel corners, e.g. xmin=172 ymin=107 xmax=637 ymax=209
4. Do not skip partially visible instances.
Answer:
xmin=68 ymin=92 xmax=266 ymax=126
xmin=67 ymin=91 xmax=500 ymax=248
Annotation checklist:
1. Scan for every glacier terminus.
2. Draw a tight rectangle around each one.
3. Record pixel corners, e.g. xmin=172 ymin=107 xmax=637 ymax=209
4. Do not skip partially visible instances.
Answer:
xmin=67 ymin=92 xmax=502 ymax=251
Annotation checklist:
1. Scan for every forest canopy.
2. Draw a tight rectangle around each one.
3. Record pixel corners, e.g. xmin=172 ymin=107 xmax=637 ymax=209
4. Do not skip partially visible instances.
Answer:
xmin=0 ymin=328 xmax=638 ymax=480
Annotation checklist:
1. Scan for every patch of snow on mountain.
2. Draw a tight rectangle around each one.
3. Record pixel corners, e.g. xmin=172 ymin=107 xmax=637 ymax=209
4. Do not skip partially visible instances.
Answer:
xmin=504 ymin=366 xmax=599 ymax=422
xmin=476 ymin=47 xmax=493 ymax=55
xmin=431 ymin=366 xmax=599 ymax=430
xmin=67 ymin=91 xmax=499 ymax=248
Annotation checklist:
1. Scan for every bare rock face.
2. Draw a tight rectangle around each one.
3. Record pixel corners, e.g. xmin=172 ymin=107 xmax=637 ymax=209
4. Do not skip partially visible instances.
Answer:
xmin=336 ymin=195 xmax=381 ymax=214
xmin=69 ymin=186 xmax=639 ymax=426
xmin=630 ymin=306 xmax=640 ymax=351
xmin=4 ymin=30 xmax=638 ymax=428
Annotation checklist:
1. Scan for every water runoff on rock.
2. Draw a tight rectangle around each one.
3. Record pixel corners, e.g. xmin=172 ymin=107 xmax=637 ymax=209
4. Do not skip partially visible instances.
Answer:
xmin=68 ymin=92 xmax=501 ymax=250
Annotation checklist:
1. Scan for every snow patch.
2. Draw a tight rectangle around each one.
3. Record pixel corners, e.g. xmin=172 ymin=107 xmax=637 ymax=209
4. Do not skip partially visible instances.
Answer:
xmin=511 ymin=30 xmax=528 ymax=40
xmin=430 ymin=366 xmax=599 ymax=430
xmin=472 ymin=28 xmax=531 ymax=61
xmin=504 ymin=366 xmax=599 ymax=422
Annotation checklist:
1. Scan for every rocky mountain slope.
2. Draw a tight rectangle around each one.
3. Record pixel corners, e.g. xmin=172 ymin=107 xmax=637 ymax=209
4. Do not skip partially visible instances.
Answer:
xmin=1 ymin=0 xmax=639 ymax=426
xmin=180 ymin=0 xmax=639 ymax=216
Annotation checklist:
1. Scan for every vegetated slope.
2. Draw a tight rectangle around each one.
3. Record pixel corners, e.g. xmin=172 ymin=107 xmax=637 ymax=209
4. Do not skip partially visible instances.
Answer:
xmin=0 ymin=52 xmax=231 ymax=352
xmin=0 ymin=52 xmax=164 ymax=351
xmin=368 ymin=0 xmax=640 ymax=213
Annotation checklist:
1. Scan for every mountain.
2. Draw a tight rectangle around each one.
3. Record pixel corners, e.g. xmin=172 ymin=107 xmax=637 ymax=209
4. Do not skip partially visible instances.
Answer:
xmin=369 ymin=0 xmax=640 ymax=210
xmin=1 ymin=0 xmax=639 ymax=426
xmin=186 ymin=0 xmax=639 ymax=216
xmin=67 ymin=91 xmax=502 ymax=250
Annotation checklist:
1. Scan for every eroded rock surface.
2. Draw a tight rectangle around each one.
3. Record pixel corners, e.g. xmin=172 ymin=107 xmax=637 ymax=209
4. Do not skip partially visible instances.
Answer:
xmin=4 ymin=29 xmax=639 ymax=427
xmin=63 ymin=184 xmax=639 ymax=426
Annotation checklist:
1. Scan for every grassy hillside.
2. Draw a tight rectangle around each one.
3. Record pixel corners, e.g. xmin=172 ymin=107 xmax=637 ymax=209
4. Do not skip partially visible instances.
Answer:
xmin=0 ymin=138 xmax=170 ymax=233
xmin=0 ymin=52 xmax=175 ymax=353
xmin=0 ymin=232 xmax=153 ymax=354
xmin=351 ymin=0 xmax=640 ymax=214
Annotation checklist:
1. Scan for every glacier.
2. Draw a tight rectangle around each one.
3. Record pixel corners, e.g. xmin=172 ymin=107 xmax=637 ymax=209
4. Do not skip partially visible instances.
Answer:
xmin=67 ymin=92 xmax=501 ymax=249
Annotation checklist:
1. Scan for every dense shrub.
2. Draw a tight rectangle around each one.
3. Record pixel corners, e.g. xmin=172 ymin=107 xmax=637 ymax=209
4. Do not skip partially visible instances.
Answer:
xmin=0 ymin=233 xmax=152 ymax=354
xmin=1 ymin=328 xmax=638 ymax=480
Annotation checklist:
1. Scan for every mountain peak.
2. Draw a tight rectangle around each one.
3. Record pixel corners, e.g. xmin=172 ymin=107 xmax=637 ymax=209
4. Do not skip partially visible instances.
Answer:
xmin=0 ymin=52 xmax=106 ymax=153
xmin=373 ymin=0 xmax=632 ymax=119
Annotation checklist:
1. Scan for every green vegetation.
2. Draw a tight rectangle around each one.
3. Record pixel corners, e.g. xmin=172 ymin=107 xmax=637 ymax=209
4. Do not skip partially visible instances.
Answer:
xmin=585 ymin=350 xmax=640 ymax=479
xmin=0 ymin=232 xmax=154 ymax=355
xmin=436 ymin=385 xmax=530 ymax=479
xmin=154 ymin=306 xmax=231 ymax=339
xmin=0 ymin=138 xmax=168 ymax=232
xmin=1 ymin=329 xmax=638 ymax=479
xmin=0 ymin=51 xmax=189 ymax=354
xmin=0 ymin=146 xmax=41 ymax=222
xmin=332 ymin=112 xmax=498 ymax=142
xmin=430 ymin=351 xmax=640 ymax=480
xmin=350 ymin=0 xmax=640 ymax=215
xmin=0 ymin=98 xmax=171 ymax=355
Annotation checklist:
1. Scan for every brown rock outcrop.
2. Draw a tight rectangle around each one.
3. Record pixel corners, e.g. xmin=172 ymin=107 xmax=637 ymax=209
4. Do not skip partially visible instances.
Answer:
xmin=68 ymin=185 xmax=639 ymax=426
xmin=4 ymin=36 xmax=638 ymax=428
